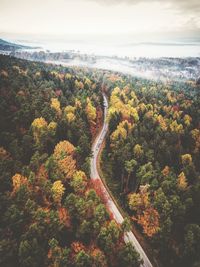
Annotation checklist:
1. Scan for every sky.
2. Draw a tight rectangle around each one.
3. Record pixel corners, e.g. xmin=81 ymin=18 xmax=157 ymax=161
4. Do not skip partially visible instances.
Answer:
xmin=0 ymin=0 xmax=200 ymax=42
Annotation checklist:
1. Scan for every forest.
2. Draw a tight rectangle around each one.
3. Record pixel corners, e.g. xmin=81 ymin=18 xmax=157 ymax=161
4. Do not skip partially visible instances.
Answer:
xmin=0 ymin=55 xmax=142 ymax=267
xmin=101 ymin=71 xmax=200 ymax=266
xmin=0 ymin=54 xmax=200 ymax=267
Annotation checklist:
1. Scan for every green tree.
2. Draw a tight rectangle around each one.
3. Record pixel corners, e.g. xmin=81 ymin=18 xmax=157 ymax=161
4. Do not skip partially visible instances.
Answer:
xmin=117 ymin=243 xmax=142 ymax=267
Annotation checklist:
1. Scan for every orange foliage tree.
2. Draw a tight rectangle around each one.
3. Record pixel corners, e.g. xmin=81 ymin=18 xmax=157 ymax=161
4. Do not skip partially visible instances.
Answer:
xmin=137 ymin=207 xmax=160 ymax=237
xmin=128 ymin=185 xmax=160 ymax=237
xmin=177 ymin=172 xmax=188 ymax=190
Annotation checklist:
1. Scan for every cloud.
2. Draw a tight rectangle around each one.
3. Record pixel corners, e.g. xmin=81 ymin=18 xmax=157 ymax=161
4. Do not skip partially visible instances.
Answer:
xmin=0 ymin=0 xmax=199 ymax=37
xmin=87 ymin=0 xmax=200 ymax=12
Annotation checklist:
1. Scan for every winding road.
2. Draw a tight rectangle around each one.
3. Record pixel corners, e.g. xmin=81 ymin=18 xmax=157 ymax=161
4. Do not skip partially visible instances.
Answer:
xmin=90 ymin=93 xmax=153 ymax=267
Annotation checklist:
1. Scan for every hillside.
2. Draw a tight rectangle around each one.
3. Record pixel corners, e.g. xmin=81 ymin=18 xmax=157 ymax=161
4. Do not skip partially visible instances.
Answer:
xmin=0 ymin=38 xmax=39 ymax=51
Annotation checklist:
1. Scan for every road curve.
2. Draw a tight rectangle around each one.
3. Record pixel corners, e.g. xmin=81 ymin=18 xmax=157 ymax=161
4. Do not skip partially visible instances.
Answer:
xmin=90 ymin=93 xmax=153 ymax=267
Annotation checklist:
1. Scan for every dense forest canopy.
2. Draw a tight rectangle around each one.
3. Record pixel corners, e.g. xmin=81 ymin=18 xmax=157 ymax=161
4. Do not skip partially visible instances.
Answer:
xmin=0 ymin=54 xmax=200 ymax=267
xmin=0 ymin=55 xmax=142 ymax=267
xmin=101 ymin=70 xmax=200 ymax=267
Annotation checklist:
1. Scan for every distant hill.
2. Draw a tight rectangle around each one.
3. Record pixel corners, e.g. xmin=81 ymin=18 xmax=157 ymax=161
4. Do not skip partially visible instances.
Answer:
xmin=0 ymin=38 xmax=40 ymax=51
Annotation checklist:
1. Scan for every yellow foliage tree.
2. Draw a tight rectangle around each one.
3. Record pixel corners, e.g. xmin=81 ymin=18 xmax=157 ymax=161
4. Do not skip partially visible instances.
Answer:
xmin=64 ymin=105 xmax=76 ymax=123
xmin=57 ymin=156 xmax=76 ymax=179
xmin=66 ymin=112 xmax=76 ymax=123
xmin=111 ymin=120 xmax=132 ymax=143
xmin=109 ymin=87 xmax=139 ymax=122
xmin=166 ymin=91 xmax=176 ymax=103
xmin=172 ymin=110 xmax=183 ymax=120
xmin=181 ymin=154 xmax=192 ymax=166
xmin=50 ymin=98 xmax=61 ymax=116
xmin=12 ymin=173 xmax=28 ymax=192
xmin=65 ymin=73 xmax=72 ymax=79
xmin=70 ymin=170 xmax=87 ymax=193
xmin=52 ymin=180 xmax=65 ymax=204
xmin=54 ymin=140 xmax=75 ymax=160
xmin=54 ymin=141 xmax=76 ymax=180
xmin=32 ymin=117 xmax=48 ymax=129
xmin=86 ymin=98 xmax=96 ymax=122
xmin=84 ymin=77 xmax=92 ymax=87
xmin=128 ymin=186 xmax=149 ymax=211
xmin=75 ymin=80 xmax=84 ymax=90
xmin=177 ymin=172 xmax=188 ymax=190
xmin=170 ymin=120 xmax=184 ymax=134
xmin=111 ymin=125 xmax=127 ymax=141
xmin=133 ymin=144 xmax=143 ymax=159
xmin=183 ymin=114 xmax=192 ymax=127
xmin=48 ymin=121 xmax=57 ymax=135
xmin=138 ymin=103 xmax=147 ymax=114
xmin=128 ymin=193 xmax=142 ymax=211
xmin=157 ymin=115 xmax=167 ymax=131
xmin=64 ymin=106 xmax=75 ymax=113
xmin=31 ymin=117 xmax=48 ymax=143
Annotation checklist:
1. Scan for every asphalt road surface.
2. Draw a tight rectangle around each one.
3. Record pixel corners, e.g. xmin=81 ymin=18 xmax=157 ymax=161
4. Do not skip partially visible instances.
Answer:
xmin=90 ymin=93 xmax=153 ymax=267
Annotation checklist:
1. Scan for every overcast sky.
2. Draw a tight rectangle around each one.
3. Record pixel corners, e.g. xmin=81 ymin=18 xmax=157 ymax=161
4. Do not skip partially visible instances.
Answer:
xmin=0 ymin=0 xmax=200 ymax=40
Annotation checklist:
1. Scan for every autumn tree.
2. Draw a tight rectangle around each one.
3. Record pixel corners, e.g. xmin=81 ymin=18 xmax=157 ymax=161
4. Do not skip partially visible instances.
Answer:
xmin=50 ymin=98 xmax=61 ymax=116
xmin=86 ymin=98 xmax=96 ymax=122
xmin=91 ymin=248 xmax=107 ymax=267
xmin=31 ymin=117 xmax=48 ymax=143
xmin=64 ymin=105 xmax=76 ymax=123
xmin=54 ymin=140 xmax=75 ymax=159
xmin=128 ymin=185 xmax=160 ymax=237
xmin=53 ymin=140 xmax=76 ymax=180
xmin=47 ymin=121 xmax=57 ymax=136
xmin=177 ymin=172 xmax=188 ymax=190
xmin=181 ymin=154 xmax=193 ymax=166
xmin=169 ymin=120 xmax=184 ymax=134
xmin=12 ymin=173 xmax=28 ymax=192
xmin=137 ymin=207 xmax=160 ymax=237
xmin=70 ymin=171 xmax=87 ymax=194
xmin=183 ymin=114 xmax=192 ymax=127
xmin=110 ymin=120 xmax=132 ymax=144
xmin=75 ymin=80 xmax=84 ymax=90
xmin=133 ymin=144 xmax=143 ymax=159
xmin=52 ymin=180 xmax=65 ymax=204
